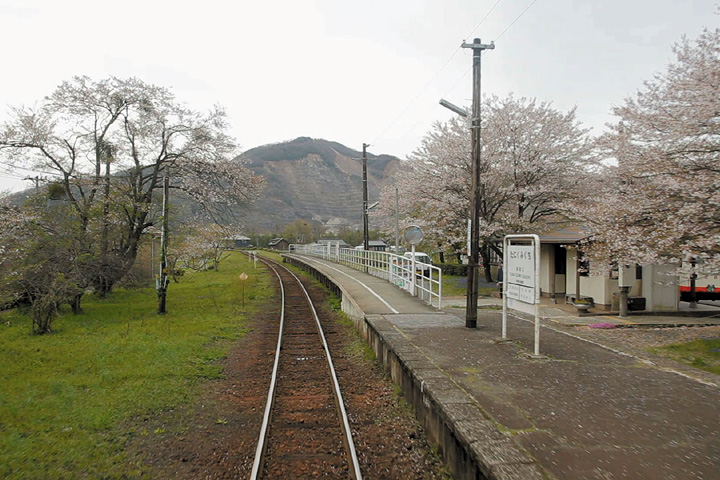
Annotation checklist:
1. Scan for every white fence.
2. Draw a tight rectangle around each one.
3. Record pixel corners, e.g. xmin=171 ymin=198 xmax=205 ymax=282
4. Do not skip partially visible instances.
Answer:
xmin=290 ymin=244 xmax=443 ymax=309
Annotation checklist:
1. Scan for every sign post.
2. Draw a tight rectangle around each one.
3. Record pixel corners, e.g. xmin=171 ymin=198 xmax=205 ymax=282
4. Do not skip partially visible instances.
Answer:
xmin=403 ymin=226 xmax=423 ymax=297
xmin=502 ymin=234 xmax=543 ymax=357
xmin=239 ymin=272 xmax=249 ymax=308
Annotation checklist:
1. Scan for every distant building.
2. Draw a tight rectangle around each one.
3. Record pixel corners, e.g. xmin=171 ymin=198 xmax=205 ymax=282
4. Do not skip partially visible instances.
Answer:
xmin=366 ymin=240 xmax=387 ymax=251
xmin=317 ymin=238 xmax=351 ymax=249
xmin=224 ymin=234 xmax=252 ymax=248
xmin=268 ymin=238 xmax=289 ymax=251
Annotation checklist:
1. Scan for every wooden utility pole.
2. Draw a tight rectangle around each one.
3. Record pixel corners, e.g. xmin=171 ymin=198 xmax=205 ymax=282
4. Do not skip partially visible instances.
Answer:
xmin=395 ymin=186 xmax=399 ymax=254
xmin=157 ymin=173 xmax=170 ymax=314
xmin=23 ymin=175 xmax=41 ymax=193
xmin=461 ymin=38 xmax=495 ymax=329
xmin=362 ymin=143 xmax=370 ymax=251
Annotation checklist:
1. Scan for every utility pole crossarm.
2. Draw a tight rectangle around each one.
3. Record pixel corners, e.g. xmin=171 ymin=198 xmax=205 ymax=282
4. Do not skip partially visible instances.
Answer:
xmin=439 ymin=99 xmax=469 ymax=118
xmin=461 ymin=40 xmax=495 ymax=50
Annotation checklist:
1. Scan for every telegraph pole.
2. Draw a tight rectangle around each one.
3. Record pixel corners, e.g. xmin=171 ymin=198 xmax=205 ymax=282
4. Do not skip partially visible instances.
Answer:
xmin=362 ymin=143 xmax=370 ymax=251
xmin=395 ymin=186 xmax=400 ymax=254
xmin=23 ymin=175 xmax=41 ymax=193
xmin=157 ymin=173 xmax=170 ymax=314
xmin=461 ymin=38 xmax=495 ymax=329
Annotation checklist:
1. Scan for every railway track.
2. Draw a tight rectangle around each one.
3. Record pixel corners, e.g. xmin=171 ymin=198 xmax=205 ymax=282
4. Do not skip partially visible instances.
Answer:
xmin=250 ymin=255 xmax=362 ymax=480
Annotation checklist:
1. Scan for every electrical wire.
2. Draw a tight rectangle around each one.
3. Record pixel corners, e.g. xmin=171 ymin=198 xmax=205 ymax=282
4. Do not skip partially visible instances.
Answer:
xmin=0 ymin=159 xmax=61 ymax=178
xmin=495 ymin=0 xmax=538 ymax=40
xmin=393 ymin=0 xmax=540 ymax=138
xmin=464 ymin=0 xmax=503 ymax=40
xmin=442 ymin=65 xmax=473 ymax=100
xmin=0 ymin=168 xmax=26 ymax=179
xmin=370 ymin=1 xmax=504 ymax=148
xmin=444 ymin=0 xmax=539 ymax=100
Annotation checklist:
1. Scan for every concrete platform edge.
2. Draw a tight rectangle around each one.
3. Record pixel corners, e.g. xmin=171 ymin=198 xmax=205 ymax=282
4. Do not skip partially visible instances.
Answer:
xmin=283 ymin=255 xmax=546 ymax=480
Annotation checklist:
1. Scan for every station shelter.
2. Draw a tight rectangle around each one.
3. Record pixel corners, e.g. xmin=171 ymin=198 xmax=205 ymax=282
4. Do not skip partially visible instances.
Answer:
xmin=535 ymin=226 xmax=680 ymax=312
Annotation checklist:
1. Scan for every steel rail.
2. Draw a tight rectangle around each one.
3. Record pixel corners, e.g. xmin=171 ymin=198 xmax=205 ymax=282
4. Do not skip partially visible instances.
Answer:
xmin=249 ymin=255 xmax=362 ymax=480
xmin=249 ymin=259 xmax=285 ymax=480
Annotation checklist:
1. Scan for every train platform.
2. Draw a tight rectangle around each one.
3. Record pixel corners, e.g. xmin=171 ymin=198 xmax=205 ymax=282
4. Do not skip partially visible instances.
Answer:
xmin=283 ymin=254 xmax=720 ymax=480
xmin=443 ymin=296 xmax=720 ymax=328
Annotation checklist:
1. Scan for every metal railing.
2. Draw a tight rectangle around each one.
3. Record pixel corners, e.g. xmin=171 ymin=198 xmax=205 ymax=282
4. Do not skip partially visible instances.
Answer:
xmin=290 ymin=243 xmax=442 ymax=308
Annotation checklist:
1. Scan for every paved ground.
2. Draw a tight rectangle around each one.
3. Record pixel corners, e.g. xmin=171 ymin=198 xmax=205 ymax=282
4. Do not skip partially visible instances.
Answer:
xmin=443 ymin=295 xmax=720 ymax=328
xmin=284 ymin=254 xmax=720 ymax=479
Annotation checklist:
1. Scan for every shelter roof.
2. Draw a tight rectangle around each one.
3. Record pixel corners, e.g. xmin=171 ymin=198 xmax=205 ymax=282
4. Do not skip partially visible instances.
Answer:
xmin=537 ymin=225 xmax=590 ymax=244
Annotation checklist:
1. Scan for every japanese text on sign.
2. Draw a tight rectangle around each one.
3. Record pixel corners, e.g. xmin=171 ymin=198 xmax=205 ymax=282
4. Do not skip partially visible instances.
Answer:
xmin=507 ymin=283 xmax=535 ymax=303
xmin=507 ymin=245 xmax=535 ymax=289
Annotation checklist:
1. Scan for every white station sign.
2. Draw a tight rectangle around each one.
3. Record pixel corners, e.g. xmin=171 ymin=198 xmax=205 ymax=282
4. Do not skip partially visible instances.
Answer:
xmin=506 ymin=245 xmax=536 ymax=303
xmin=502 ymin=234 xmax=543 ymax=357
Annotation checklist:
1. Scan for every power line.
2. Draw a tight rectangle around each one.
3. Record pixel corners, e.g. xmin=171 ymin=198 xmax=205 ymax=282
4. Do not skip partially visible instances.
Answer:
xmin=0 ymin=170 xmax=26 ymax=180
xmin=464 ymin=0 xmax=503 ymax=40
xmin=370 ymin=1 xmax=504 ymax=147
xmin=445 ymin=0 xmax=539 ymax=101
xmin=442 ymin=65 xmax=473 ymax=99
xmin=427 ymin=0 xmax=541 ymax=117
xmin=496 ymin=0 xmax=538 ymax=40
xmin=0 ymin=160 xmax=61 ymax=178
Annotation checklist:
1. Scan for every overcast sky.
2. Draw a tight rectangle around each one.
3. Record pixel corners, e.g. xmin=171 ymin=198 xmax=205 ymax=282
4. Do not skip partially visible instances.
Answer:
xmin=0 ymin=0 xmax=716 ymax=192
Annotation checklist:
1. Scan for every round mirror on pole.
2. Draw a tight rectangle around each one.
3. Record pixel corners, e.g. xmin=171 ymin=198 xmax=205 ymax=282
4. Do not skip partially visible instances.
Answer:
xmin=403 ymin=225 xmax=423 ymax=245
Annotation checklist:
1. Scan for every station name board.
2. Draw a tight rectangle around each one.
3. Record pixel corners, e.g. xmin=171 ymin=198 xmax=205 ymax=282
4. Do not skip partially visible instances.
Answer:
xmin=506 ymin=245 xmax=536 ymax=304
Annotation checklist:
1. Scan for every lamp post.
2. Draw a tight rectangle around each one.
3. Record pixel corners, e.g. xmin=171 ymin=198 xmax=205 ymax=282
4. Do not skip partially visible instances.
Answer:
xmin=438 ymin=37 xmax=495 ymax=329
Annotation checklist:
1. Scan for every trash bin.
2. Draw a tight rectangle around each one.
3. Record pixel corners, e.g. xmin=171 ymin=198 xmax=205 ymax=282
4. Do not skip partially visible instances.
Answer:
xmin=627 ymin=297 xmax=646 ymax=311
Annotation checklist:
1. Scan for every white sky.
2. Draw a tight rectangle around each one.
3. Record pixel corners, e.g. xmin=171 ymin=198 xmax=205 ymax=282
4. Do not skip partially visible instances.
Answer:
xmin=0 ymin=0 xmax=716 ymax=192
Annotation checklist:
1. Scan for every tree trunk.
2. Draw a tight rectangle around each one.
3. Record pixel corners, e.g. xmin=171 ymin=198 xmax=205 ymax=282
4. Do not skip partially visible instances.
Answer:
xmin=480 ymin=244 xmax=493 ymax=282
xmin=71 ymin=293 xmax=84 ymax=314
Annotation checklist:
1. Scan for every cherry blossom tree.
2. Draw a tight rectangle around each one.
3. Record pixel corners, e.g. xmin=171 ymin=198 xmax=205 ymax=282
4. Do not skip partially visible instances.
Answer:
xmin=0 ymin=199 xmax=33 ymax=310
xmin=379 ymin=95 xmax=597 ymax=279
xmin=0 ymin=76 xmax=264 ymax=296
xmin=0 ymin=196 xmax=85 ymax=333
xmin=171 ymin=223 xmax=233 ymax=272
xmin=579 ymin=28 xmax=720 ymax=275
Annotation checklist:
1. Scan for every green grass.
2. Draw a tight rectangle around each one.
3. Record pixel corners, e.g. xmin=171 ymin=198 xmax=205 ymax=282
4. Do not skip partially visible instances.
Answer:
xmin=0 ymin=252 xmax=273 ymax=479
xmin=442 ymin=274 xmax=498 ymax=297
xmin=651 ymin=337 xmax=720 ymax=376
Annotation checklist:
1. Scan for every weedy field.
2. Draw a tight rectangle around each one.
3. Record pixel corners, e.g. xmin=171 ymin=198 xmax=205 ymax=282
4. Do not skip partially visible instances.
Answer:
xmin=0 ymin=252 xmax=271 ymax=479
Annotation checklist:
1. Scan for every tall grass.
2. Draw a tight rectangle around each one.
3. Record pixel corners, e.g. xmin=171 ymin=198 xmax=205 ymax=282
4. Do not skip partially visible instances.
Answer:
xmin=0 ymin=252 xmax=272 ymax=479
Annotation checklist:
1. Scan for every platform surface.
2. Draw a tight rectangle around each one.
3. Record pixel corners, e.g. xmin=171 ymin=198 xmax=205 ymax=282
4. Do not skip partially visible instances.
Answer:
xmin=285 ymin=254 xmax=720 ymax=479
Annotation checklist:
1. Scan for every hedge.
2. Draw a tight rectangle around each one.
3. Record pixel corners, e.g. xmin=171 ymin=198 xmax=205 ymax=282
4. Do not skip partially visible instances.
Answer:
xmin=437 ymin=263 xmax=469 ymax=276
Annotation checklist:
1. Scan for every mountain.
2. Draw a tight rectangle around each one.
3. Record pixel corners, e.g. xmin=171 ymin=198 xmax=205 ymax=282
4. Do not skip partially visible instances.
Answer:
xmin=238 ymin=137 xmax=401 ymax=231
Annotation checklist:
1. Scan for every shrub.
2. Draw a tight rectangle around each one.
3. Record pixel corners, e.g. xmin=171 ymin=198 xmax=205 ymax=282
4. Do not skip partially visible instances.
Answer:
xmin=437 ymin=263 xmax=468 ymax=276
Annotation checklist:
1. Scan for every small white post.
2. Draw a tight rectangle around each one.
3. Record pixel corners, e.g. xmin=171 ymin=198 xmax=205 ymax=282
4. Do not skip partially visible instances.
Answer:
xmin=410 ymin=244 xmax=417 ymax=296
xmin=438 ymin=269 xmax=443 ymax=309
xmin=534 ymin=237 xmax=541 ymax=356
xmin=502 ymin=236 xmax=508 ymax=339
